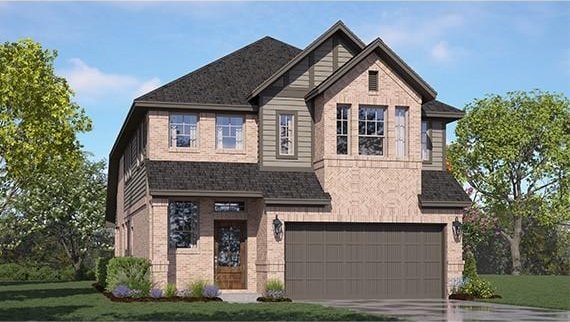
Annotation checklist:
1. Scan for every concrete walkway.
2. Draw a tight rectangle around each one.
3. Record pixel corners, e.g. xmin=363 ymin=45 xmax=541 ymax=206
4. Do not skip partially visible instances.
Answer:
xmin=310 ymin=299 xmax=570 ymax=321
xmin=219 ymin=292 xmax=260 ymax=303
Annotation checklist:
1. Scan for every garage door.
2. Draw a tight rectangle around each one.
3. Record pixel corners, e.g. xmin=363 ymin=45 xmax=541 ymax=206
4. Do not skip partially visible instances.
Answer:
xmin=285 ymin=223 xmax=444 ymax=299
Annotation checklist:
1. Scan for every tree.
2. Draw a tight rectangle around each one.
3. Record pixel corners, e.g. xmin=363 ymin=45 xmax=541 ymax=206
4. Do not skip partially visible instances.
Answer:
xmin=18 ymin=155 xmax=110 ymax=278
xmin=448 ymin=90 xmax=569 ymax=275
xmin=0 ymin=39 xmax=91 ymax=219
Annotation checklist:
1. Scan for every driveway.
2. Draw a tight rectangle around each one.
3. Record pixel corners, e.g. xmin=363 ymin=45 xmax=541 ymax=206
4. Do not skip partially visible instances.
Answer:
xmin=310 ymin=299 xmax=570 ymax=321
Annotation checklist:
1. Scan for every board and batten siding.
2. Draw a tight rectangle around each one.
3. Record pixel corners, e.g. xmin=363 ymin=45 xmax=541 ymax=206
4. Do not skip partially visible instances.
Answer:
xmin=259 ymin=33 xmax=358 ymax=169
xmin=423 ymin=120 xmax=446 ymax=171
xmin=124 ymin=162 xmax=147 ymax=211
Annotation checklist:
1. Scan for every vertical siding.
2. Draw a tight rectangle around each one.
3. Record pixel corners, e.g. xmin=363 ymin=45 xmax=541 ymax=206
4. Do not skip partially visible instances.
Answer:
xmin=423 ymin=120 xmax=445 ymax=171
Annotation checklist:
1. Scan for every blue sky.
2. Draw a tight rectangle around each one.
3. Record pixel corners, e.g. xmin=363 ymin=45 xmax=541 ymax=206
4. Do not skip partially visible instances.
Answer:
xmin=1 ymin=1 xmax=569 ymax=162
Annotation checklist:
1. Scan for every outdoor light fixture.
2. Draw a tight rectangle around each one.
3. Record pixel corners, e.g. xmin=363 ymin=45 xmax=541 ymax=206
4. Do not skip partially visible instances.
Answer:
xmin=452 ymin=216 xmax=462 ymax=242
xmin=273 ymin=215 xmax=283 ymax=240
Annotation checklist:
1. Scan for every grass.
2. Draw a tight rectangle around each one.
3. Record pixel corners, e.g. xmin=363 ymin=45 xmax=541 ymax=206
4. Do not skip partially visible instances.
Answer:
xmin=0 ymin=281 xmax=393 ymax=321
xmin=480 ymin=275 xmax=570 ymax=310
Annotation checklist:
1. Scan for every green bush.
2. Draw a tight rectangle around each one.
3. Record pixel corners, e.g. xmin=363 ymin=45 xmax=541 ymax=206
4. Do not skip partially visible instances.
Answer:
xmin=106 ymin=257 xmax=151 ymax=295
xmin=188 ymin=279 xmax=208 ymax=297
xmin=95 ymin=257 xmax=111 ymax=288
xmin=164 ymin=283 xmax=177 ymax=297
xmin=265 ymin=278 xmax=284 ymax=291
xmin=0 ymin=263 xmax=74 ymax=281
xmin=461 ymin=277 xmax=496 ymax=299
xmin=463 ymin=251 xmax=479 ymax=280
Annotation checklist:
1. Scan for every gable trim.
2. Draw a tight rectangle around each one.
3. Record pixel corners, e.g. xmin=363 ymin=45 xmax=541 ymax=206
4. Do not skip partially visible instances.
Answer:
xmin=247 ymin=21 xmax=365 ymax=102
xmin=305 ymin=38 xmax=437 ymax=102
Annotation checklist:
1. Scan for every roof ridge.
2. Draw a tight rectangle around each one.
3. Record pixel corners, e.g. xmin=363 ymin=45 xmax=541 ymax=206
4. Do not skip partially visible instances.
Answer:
xmin=134 ymin=36 xmax=300 ymax=102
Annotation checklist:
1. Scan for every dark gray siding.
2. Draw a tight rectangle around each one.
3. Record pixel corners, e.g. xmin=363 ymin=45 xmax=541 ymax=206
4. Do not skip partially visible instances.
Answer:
xmin=124 ymin=163 xmax=146 ymax=210
xmin=423 ymin=120 xmax=446 ymax=171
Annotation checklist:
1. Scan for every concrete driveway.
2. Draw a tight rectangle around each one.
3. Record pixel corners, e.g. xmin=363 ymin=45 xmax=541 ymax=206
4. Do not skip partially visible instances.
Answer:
xmin=310 ymin=299 xmax=570 ymax=321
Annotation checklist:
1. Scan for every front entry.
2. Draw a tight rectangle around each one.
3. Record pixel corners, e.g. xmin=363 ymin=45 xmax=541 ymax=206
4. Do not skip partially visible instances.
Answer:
xmin=214 ymin=220 xmax=247 ymax=289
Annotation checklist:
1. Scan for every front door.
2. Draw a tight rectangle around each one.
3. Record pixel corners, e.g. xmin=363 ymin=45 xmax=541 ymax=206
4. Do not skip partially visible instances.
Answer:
xmin=214 ymin=220 xmax=247 ymax=289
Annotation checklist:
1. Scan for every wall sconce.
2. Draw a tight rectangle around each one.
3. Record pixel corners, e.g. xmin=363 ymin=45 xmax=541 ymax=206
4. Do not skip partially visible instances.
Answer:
xmin=452 ymin=216 xmax=462 ymax=242
xmin=273 ymin=214 xmax=283 ymax=241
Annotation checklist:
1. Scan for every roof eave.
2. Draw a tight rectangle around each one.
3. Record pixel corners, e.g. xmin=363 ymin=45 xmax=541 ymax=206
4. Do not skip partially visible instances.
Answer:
xmin=418 ymin=199 xmax=472 ymax=209
xmin=422 ymin=111 xmax=465 ymax=120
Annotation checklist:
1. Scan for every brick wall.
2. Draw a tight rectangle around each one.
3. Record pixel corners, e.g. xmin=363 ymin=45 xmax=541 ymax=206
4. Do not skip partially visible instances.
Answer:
xmin=147 ymin=111 xmax=258 ymax=163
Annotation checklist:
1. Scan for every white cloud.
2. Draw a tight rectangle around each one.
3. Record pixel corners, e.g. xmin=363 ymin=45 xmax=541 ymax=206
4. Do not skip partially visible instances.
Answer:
xmin=59 ymin=58 xmax=160 ymax=101
xmin=431 ymin=41 xmax=451 ymax=62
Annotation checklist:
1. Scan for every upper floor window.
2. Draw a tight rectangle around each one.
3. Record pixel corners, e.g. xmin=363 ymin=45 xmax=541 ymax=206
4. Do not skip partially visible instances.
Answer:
xmin=278 ymin=113 xmax=295 ymax=156
xmin=169 ymin=201 xmax=199 ymax=248
xmin=336 ymin=104 xmax=350 ymax=155
xmin=368 ymin=70 xmax=379 ymax=91
xmin=421 ymin=120 xmax=432 ymax=162
xmin=358 ymin=105 xmax=385 ymax=156
xmin=214 ymin=201 xmax=245 ymax=212
xmin=216 ymin=115 xmax=244 ymax=150
xmin=170 ymin=113 xmax=198 ymax=148
xmin=395 ymin=107 xmax=408 ymax=159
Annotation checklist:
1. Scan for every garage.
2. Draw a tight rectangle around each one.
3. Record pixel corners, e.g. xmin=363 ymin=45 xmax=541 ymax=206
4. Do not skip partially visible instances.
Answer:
xmin=285 ymin=223 xmax=444 ymax=299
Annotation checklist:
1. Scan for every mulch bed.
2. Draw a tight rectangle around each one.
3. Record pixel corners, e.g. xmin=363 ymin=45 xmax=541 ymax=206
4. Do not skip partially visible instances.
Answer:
xmin=93 ymin=283 xmax=223 ymax=302
xmin=256 ymin=296 xmax=292 ymax=302
xmin=449 ymin=293 xmax=502 ymax=301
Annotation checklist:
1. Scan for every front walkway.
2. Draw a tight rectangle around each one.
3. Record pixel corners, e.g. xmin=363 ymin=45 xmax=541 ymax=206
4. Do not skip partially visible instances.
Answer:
xmin=310 ymin=299 xmax=570 ymax=321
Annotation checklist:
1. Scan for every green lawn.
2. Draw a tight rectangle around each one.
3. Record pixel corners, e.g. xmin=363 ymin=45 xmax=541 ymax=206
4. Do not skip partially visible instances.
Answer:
xmin=480 ymin=275 xmax=570 ymax=310
xmin=0 ymin=281 xmax=393 ymax=321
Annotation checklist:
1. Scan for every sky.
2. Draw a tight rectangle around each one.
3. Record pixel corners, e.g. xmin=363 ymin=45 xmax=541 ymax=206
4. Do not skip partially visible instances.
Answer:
xmin=1 ymin=1 xmax=569 ymax=162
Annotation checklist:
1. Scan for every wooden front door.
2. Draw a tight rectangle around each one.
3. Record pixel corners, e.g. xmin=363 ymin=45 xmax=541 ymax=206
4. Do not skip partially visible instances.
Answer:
xmin=214 ymin=220 xmax=247 ymax=289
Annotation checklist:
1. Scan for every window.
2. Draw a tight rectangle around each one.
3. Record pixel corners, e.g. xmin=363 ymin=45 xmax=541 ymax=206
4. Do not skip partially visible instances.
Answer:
xmin=169 ymin=201 xmax=199 ymax=248
xmin=421 ymin=120 xmax=432 ymax=162
xmin=358 ymin=105 xmax=385 ymax=155
xmin=368 ymin=70 xmax=378 ymax=91
xmin=278 ymin=113 xmax=295 ymax=156
xmin=216 ymin=115 xmax=244 ymax=150
xmin=395 ymin=107 xmax=408 ymax=159
xmin=214 ymin=201 xmax=245 ymax=212
xmin=170 ymin=113 xmax=198 ymax=148
xmin=336 ymin=104 xmax=350 ymax=154
xmin=125 ymin=221 xmax=132 ymax=256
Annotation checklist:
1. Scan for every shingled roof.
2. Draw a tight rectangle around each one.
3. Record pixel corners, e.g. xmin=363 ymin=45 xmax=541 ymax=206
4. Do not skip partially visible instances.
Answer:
xmin=135 ymin=37 xmax=302 ymax=105
xmin=419 ymin=170 xmax=471 ymax=208
xmin=146 ymin=160 xmax=331 ymax=202
xmin=422 ymin=100 xmax=465 ymax=120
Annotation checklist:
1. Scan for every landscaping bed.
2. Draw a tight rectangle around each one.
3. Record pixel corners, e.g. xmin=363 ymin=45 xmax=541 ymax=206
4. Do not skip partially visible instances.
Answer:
xmin=256 ymin=296 xmax=292 ymax=302
xmin=93 ymin=283 xmax=222 ymax=302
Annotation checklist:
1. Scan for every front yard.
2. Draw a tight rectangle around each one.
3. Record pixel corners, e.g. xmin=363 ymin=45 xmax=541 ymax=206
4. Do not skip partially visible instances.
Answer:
xmin=480 ymin=275 xmax=570 ymax=310
xmin=0 ymin=281 xmax=392 ymax=321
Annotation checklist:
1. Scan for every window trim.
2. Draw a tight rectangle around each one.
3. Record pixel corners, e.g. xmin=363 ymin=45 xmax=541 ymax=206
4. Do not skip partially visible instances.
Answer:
xmin=169 ymin=112 xmax=199 ymax=149
xmin=395 ymin=106 xmax=409 ymax=160
xmin=368 ymin=70 xmax=379 ymax=92
xmin=215 ymin=114 xmax=245 ymax=151
xmin=336 ymin=104 xmax=351 ymax=155
xmin=214 ymin=201 xmax=246 ymax=213
xmin=421 ymin=119 xmax=433 ymax=163
xmin=275 ymin=110 xmax=298 ymax=159
xmin=358 ymin=105 xmax=387 ymax=156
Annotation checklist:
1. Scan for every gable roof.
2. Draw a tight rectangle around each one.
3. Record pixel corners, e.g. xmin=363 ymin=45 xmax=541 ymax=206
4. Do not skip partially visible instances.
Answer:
xmin=136 ymin=36 xmax=301 ymax=106
xmin=305 ymin=38 xmax=437 ymax=102
xmin=422 ymin=100 xmax=464 ymax=120
xmin=419 ymin=170 xmax=471 ymax=208
xmin=247 ymin=20 xmax=366 ymax=101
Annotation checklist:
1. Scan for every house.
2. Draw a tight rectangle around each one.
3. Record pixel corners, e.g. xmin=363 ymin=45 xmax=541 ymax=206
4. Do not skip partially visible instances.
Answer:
xmin=106 ymin=21 xmax=471 ymax=300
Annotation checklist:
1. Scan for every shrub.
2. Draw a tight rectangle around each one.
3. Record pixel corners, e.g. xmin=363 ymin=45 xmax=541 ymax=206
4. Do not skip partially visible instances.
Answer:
xmin=461 ymin=278 xmax=496 ymax=299
xmin=164 ymin=283 xmax=177 ymax=297
xmin=150 ymin=288 xmax=163 ymax=298
xmin=0 ymin=264 xmax=74 ymax=281
xmin=106 ymin=257 xmax=151 ymax=296
xmin=449 ymin=277 xmax=467 ymax=295
xmin=203 ymin=285 xmax=220 ymax=298
xmin=463 ymin=251 xmax=479 ymax=280
xmin=265 ymin=278 xmax=285 ymax=299
xmin=188 ymin=279 xmax=208 ymax=297
xmin=112 ymin=285 xmax=131 ymax=298
xmin=0 ymin=264 xmax=29 ymax=280
xmin=95 ymin=257 xmax=111 ymax=288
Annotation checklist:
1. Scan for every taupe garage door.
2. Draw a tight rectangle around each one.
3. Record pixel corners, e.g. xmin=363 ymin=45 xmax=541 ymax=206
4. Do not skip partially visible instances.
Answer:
xmin=285 ymin=223 xmax=444 ymax=299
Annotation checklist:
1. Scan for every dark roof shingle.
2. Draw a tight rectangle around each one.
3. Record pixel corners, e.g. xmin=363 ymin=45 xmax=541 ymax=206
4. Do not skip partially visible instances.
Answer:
xmin=422 ymin=100 xmax=464 ymax=119
xmin=146 ymin=160 xmax=330 ymax=201
xmin=135 ymin=37 xmax=301 ymax=105
xmin=419 ymin=170 xmax=471 ymax=208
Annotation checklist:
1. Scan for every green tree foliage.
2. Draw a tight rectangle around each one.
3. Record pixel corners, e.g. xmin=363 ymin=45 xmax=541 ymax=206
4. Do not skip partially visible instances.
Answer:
xmin=0 ymin=38 xmax=91 ymax=220
xmin=448 ymin=90 xmax=569 ymax=274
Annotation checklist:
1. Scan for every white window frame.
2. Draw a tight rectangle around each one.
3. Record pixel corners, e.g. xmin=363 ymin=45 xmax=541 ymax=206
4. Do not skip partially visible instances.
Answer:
xmin=169 ymin=113 xmax=198 ymax=148
xmin=278 ymin=113 xmax=295 ymax=156
xmin=216 ymin=115 xmax=244 ymax=150
xmin=395 ymin=106 xmax=408 ymax=159
xmin=421 ymin=120 xmax=432 ymax=162
xmin=358 ymin=105 xmax=386 ymax=156
xmin=336 ymin=104 xmax=350 ymax=155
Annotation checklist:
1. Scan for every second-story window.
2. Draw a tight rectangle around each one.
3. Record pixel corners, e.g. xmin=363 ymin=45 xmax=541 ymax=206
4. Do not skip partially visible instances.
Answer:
xmin=170 ymin=113 xmax=198 ymax=148
xmin=421 ymin=120 xmax=432 ymax=162
xmin=358 ymin=105 xmax=385 ymax=156
xmin=395 ymin=106 xmax=408 ymax=159
xmin=216 ymin=115 xmax=244 ymax=150
xmin=279 ymin=113 xmax=294 ymax=156
xmin=337 ymin=104 xmax=350 ymax=155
